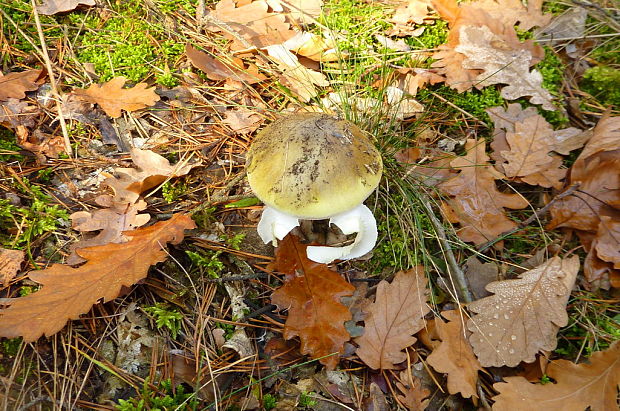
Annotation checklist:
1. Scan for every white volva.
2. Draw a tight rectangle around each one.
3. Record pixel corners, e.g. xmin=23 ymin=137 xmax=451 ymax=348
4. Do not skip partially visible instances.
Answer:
xmin=257 ymin=204 xmax=378 ymax=264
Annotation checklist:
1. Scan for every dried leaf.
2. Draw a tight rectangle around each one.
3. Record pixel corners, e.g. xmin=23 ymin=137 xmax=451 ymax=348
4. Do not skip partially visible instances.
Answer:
xmin=222 ymin=109 xmax=264 ymax=133
xmin=267 ymin=0 xmax=323 ymax=25
xmin=207 ymin=0 xmax=296 ymax=49
xmin=455 ymin=25 xmax=555 ymax=110
xmin=467 ymin=256 xmax=579 ymax=367
xmin=492 ymin=341 xmax=620 ymax=411
xmin=67 ymin=196 xmax=151 ymax=264
xmin=0 ymin=70 xmax=42 ymax=101
xmin=438 ymin=139 xmax=529 ymax=246
xmin=463 ymin=256 xmax=499 ymax=300
xmin=431 ymin=0 xmax=545 ymax=94
xmin=185 ymin=45 xmax=266 ymax=84
xmin=593 ymin=216 xmax=620 ymax=269
xmin=0 ymin=214 xmax=196 ymax=342
xmin=0 ymin=248 xmax=24 ymax=287
xmin=37 ymin=0 xmax=95 ymax=15
xmin=473 ymin=0 xmax=551 ymax=31
xmin=395 ymin=370 xmax=430 ymax=410
xmin=548 ymin=114 xmax=620 ymax=232
xmin=271 ymin=235 xmax=354 ymax=369
xmin=104 ymin=148 xmax=197 ymax=204
xmin=266 ymin=44 xmax=329 ymax=101
xmin=389 ymin=0 xmax=434 ymax=36
xmin=72 ymin=77 xmax=160 ymax=118
xmin=0 ymin=98 xmax=40 ymax=129
xmin=427 ymin=310 xmax=483 ymax=398
xmin=355 ymin=268 xmax=430 ymax=370
xmin=282 ymin=32 xmax=340 ymax=62
xmin=488 ymin=104 xmax=589 ymax=187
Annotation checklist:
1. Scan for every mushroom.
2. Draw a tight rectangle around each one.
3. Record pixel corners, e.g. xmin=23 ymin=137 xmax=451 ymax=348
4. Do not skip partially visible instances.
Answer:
xmin=246 ymin=113 xmax=383 ymax=263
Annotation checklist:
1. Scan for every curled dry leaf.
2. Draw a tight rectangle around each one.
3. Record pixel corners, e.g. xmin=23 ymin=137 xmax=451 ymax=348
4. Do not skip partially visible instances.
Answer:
xmin=389 ymin=0 xmax=434 ymax=36
xmin=222 ymin=109 xmax=264 ymax=134
xmin=185 ymin=45 xmax=266 ymax=84
xmin=72 ymin=76 xmax=160 ymax=118
xmin=0 ymin=214 xmax=196 ymax=342
xmin=0 ymin=70 xmax=43 ymax=101
xmin=270 ymin=235 xmax=354 ymax=370
xmin=467 ymin=256 xmax=579 ymax=367
xmin=355 ymin=267 xmax=430 ymax=370
xmin=104 ymin=148 xmax=197 ymax=204
xmin=426 ymin=310 xmax=483 ymax=398
xmin=492 ymin=341 xmax=620 ymax=411
xmin=0 ymin=248 xmax=24 ymax=287
xmin=37 ymin=0 xmax=95 ymax=15
xmin=395 ymin=370 xmax=431 ymax=411
xmin=438 ymin=139 xmax=529 ymax=246
xmin=548 ymin=114 xmax=620 ymax=289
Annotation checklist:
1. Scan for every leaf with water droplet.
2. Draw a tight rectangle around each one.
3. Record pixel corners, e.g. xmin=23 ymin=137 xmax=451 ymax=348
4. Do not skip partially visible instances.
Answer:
xmin=467 ymin=256 xmax=579 ymax=367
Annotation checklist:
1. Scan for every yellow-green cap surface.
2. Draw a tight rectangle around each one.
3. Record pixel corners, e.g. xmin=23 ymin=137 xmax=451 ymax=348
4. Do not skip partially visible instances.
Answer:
xmin=246 ymin=113 xmax=383 ymax=219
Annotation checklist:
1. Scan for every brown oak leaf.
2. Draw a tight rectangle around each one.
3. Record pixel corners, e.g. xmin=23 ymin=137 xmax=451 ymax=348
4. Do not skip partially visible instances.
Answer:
xmin=427 ymin=309 xmax=483 ymax=398
xmin=0 ymin=70 xmax=43 ymax=101
xmin=104 ymin=148 xmax=197 ymax=204
xmin=488 ymin=104 xmax=589 ymax=187
xmin=467 ymin=256 xmax=579 ymax=367
xmin=67 ymin=196 xmax=151 ymax=265
xmin=438 ymin=139 xmax=529 ymax=246
xmin=185 ymin=45 xmax=266 ymax=84
xmin=271 ymin=235 xmax=354 ymax=369
xmin=37 ymin=0 xmax=95 ymax=15
xmin=548 ymin=114 xmax=620 ymax=232
xmin=492 ymin=341 xmax=620 ymax=411
xmin=0 ymin=248 xmax=24 ymax=287
xmin=355 ymin=267 xmax=430 ymax=370
xmin=72 ymin=77 xmax=160 ymax=118
xmin=0 ymin=214 xmax=196 ymax=342
xmin=395 ymin=370 xmax=431 ymax=410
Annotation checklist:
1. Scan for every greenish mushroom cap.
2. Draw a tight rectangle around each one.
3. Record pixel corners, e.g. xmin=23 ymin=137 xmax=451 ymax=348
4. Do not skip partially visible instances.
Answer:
xmin=246 ymin=113 xmax=383 ymax=219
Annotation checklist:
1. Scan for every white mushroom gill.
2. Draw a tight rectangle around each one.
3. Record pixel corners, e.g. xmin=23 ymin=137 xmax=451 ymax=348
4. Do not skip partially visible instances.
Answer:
xmin=256 ymin=204 xmax=378 ymax=264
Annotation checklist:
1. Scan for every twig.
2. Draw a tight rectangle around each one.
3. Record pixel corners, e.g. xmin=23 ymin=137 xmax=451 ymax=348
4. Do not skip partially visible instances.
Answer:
xmin=419 ymin=196 xmax=473 ymax=303
xmin=477 ymin=183 xmax=580 ymax=252
xmin=31 ymin=0 xmax=72 ymax=157
xmin=205 ymin=272 xmax=268 ymax=282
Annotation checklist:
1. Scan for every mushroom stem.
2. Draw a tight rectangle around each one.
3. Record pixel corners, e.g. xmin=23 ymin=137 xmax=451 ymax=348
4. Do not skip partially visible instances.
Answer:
xmin=257 ymin=206 xmax=300 ymax=246
xmin=306 ymin=204 xmax=378 ymax=264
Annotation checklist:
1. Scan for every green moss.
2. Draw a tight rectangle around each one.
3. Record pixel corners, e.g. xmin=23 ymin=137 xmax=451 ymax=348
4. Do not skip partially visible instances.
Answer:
xmin=71 ymin=2 xmax=184 ymax=84
xmin=536 ymin=47 xmax=564 ymax=97
xmin=581 ymin=66 xmax=620 ymax=108
xmin=0 ymin=128 xmax=24 ymax=161
xmin=408 ymin=19 xmax=449 ymax=49
xmin=155 ymin=0 xmax=198 ymax=15
xmin=418 ymin=85 xmax=506 ymax=125
xmin=320 ymin=0 xmax=390 ymax=54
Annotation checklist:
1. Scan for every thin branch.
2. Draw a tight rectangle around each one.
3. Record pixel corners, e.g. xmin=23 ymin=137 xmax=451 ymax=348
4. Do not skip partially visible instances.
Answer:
xmin=419 ymin=196 xmax=473 ymax=303
xmin=31 ymin=0 xmax=72 ymax=157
